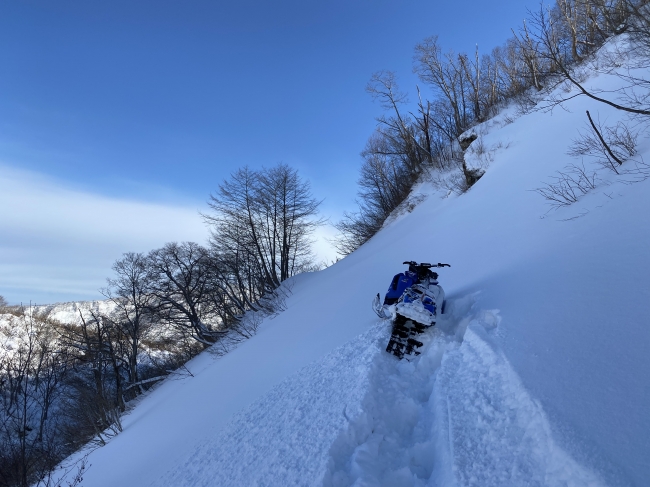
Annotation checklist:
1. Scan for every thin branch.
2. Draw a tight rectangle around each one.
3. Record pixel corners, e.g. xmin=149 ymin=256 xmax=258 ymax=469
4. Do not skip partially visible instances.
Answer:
xmin=586 ymin=110 xmax=624 ymax=165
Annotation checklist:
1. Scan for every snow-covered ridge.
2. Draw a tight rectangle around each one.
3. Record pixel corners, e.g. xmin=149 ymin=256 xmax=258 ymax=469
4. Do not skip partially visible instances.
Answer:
xmin=0 ymin=299 xmax=115 ymax=325
xmin=32 ymin=300 xmax=116 ymax=324
xmin=0 ymin=300 xmax=114 ymax=360
xmin=50 ymin=41 xmax=650 ymax=486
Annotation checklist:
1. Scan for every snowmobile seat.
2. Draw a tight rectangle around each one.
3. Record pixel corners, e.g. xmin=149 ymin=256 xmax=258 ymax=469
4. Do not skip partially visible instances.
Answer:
xmin=390 ymin=274 xmax=401 ymax=290
xmin=383 ymin=272 xmax=416 ymax=305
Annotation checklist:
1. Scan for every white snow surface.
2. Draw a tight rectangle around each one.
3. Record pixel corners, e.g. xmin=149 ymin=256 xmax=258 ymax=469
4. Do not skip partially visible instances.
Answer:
xmin=53 ymin=50 xmax=650 ymax=486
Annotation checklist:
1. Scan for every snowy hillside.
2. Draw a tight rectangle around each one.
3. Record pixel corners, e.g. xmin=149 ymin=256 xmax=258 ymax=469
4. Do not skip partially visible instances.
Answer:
xmin=52 ymin=54 xmax=650 ymax=486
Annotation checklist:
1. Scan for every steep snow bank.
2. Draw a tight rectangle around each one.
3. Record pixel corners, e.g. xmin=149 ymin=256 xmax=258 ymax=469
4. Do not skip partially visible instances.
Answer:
xmin=54 ymin=48 xmax=650 ymax=486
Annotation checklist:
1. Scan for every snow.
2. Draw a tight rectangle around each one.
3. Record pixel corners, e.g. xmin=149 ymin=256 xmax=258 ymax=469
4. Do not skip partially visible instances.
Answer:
xmin=33 ymin=300 xmax=117 ymax=324
xmin=48 ymin=42 xmax=650 ymax=486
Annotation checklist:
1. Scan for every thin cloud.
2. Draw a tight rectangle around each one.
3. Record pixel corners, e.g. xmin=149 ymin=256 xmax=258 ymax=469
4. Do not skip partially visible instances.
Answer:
xmin=0 ymin=165 xmax=337 ymax=305
xmin=0 ymin=164 xmax=208 ymax=304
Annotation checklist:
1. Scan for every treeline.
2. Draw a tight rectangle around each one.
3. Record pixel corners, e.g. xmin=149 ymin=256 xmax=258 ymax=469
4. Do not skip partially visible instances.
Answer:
xmin=0 ymin=163 xmax=322 ymax=487
xmin=336 ymin=0 xmax=650 ymax=254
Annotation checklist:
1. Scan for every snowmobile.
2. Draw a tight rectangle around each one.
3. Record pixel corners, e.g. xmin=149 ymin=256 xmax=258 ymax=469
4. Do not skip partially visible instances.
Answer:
xmin=372 ymin=261 xmax=450 ymax=359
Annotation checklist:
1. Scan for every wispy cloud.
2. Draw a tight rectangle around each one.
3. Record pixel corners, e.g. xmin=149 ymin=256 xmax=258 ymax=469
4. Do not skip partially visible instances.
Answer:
xmin=0 ymin=165 xmax=339 ymax=305
xmin=0 ymin=164 xmax=208 ymax=305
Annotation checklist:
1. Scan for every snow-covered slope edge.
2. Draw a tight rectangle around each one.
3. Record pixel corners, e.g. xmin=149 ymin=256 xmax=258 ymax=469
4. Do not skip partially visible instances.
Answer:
xmin=56 ymin=56 xmax=649 ymax=486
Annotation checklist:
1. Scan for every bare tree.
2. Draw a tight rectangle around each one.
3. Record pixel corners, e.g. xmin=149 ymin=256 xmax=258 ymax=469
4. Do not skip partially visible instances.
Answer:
xmin=531 ymin=2 xmax=650 ymax=116
xmin=256 ymin=164 xmax=323 ymax=282
xmin=414 ymin=37 xmax=472 ymax=137
xmin=0 ymin=309 xmax=70 ymax=487
xmin=205 ymin=167 xmax=280 ymax=290
xmin=511 ymin=20 xmax=546 ymax=91
xmin=147 ymin=242 xmax=220 ymax=346
xmin=335 ymin=70 xmax=451 ymax=255
xmin=102 ymin=252 xmax=154 ymax=386
xmin=204 ymin=164 xmax=322 ymax=290
xmin=60 ymin=310 xmax=127 ymax=418
xmin=366 ymin=71 xmax=432 ymax=170
xmin=341 ymin=0 xmax=650 ymax=250
xmin=625 ymin=0 xmax=650 ymax=56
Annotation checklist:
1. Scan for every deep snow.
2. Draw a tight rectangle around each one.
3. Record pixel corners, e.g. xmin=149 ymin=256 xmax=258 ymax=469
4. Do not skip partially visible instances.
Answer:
xmin=50 ymin=45 xmax=650 ymax=486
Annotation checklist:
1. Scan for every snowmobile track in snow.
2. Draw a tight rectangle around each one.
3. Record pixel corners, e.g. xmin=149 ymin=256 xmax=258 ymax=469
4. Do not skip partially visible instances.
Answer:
xmin=150 ymin=295 xmax=607 ymax=487
xmin=323 ymin=295 xmax=606 ymax=487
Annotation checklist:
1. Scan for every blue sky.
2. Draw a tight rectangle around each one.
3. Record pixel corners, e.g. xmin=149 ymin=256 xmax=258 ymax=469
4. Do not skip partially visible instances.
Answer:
xmin=0 ymin=0 xmax=539 ymax=304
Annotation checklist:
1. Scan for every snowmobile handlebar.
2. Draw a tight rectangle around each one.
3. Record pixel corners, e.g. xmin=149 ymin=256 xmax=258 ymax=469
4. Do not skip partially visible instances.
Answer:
xmin=402 ymin=261 xmax=450 ymax=268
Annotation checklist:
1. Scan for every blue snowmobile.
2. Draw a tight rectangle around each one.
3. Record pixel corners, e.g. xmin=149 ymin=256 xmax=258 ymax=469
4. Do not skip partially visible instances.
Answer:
xmin=373 ymin=261 xmax=450 ymax=359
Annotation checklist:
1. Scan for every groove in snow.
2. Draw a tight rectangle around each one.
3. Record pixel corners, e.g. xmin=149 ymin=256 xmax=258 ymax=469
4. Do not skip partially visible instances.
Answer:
xmin=150 ymin=294 xmax=605 ymax=487
xmin=323 ymin=295 xmax=605 ymax=487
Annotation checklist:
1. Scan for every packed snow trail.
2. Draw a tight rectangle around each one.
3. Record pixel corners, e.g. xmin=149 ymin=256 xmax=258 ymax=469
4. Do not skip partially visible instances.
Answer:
xmin=431 ymin=321 xmax=605 ymax=486
xmin=323 ymin=297 xmax=604 ymax=487
xmin=321 ymin=298 xmax=470 ymax=487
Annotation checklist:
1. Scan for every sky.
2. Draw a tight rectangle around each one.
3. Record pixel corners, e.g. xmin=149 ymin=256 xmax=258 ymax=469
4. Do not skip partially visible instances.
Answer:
xmin=0 ymin=0 xmax=540 ymax=304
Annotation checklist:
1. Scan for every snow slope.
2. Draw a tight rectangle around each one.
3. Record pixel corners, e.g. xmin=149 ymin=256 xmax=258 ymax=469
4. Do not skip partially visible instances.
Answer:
xmin=54 ymin=51 xmax=650 ymax=486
